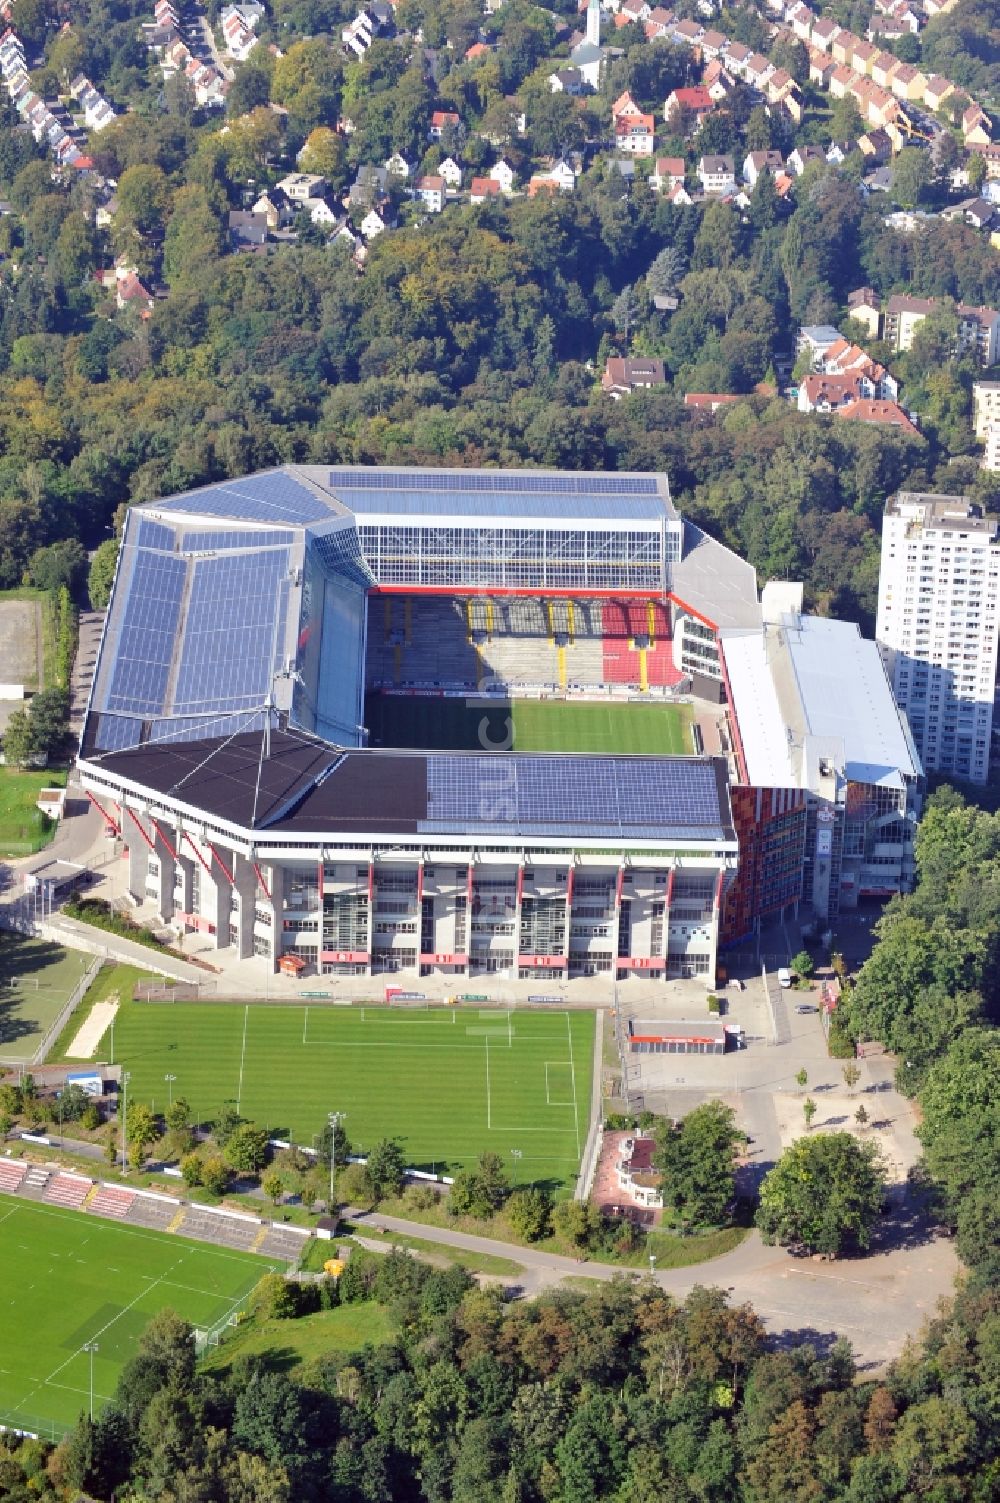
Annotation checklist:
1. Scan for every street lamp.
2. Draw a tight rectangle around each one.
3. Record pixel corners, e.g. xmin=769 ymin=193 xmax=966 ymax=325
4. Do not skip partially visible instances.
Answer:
xmin=510 ymin=1148 xmax=522 ymax=1184
xmin=83 ymin=1341 xmax=98 ymax=1420
xmin=120 ymin=1071 xmax=131 ymax=1174
xmin=648 ymin=1252 xmax=657 ymax=1278
xmin=164 ymin=1073 xmax=177 ymax=1109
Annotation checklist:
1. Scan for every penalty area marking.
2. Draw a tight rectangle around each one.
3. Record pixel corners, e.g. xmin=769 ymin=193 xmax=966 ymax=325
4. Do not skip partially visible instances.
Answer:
xmin=544 ymin=1061 xmax=575 ymax=1108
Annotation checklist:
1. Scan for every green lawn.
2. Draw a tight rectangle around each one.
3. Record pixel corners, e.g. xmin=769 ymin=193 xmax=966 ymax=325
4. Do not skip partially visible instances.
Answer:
xmin=365 ymin=695 xmax=690 ymax=756
xmin=0 ymin=936 xmax=95 ymax=1066
xmin=200 ymin=1301 xmax=397 ymax=1375
xmin=0 ymin=767 xmax=67 ymax=857
xmin=0 ymin=1198 xmax=275 ymax=1437
xmin=95 ymin=1003 xmax=595 ymax=1191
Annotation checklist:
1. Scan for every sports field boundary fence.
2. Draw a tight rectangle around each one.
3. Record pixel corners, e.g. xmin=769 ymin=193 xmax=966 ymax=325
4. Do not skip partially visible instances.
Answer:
xmin=30 ymin=955 xmax=102 ymax=1066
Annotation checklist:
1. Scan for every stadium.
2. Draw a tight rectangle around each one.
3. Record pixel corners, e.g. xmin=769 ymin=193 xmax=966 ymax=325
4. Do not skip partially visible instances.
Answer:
xmin=76 ymin=464 xmax=919 ymax=989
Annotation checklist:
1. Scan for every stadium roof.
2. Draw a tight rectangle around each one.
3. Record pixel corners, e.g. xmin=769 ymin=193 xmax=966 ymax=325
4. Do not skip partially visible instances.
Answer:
xmin=721 ymin=614 xmax=921 ymax=790
xmin=87 ymin=730 xmax=735 ymax=844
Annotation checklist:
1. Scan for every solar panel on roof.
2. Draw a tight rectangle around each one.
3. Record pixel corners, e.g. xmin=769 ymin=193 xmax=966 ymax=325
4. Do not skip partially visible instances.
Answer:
xmin=180 ymin=529 xmax=295 ymax=553
xmin=135 ymin=518 xmax=177 ymax=552
xmin=106 ymin=551 xmax=186 ymax=715
xmin=155 ymin=471 xmax=330 ymax=524
xmin=173 ymin=550 xmax=289 ymax=714
xmin=328 ymin=469 xmax=660 ymax=496
xmin=423 ymin=756 xmax=722 ymax=835
xmin=93 ymin=713 xmax=143 ymax=752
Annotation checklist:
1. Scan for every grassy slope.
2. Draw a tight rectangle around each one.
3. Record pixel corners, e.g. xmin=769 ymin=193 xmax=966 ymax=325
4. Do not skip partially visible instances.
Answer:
xmin=0 ymin=768 xmax=67 ymax=857
xmin=200 ymin=1301 xmax=397 ymax=1374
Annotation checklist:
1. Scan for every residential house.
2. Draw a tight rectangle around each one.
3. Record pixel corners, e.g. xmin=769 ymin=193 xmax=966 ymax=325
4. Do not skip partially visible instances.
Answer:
xmin=847 ymin=286 xmax=882 ymax=338
xmin=809 ymin=52 xmax=836 ymax=88
xmin=602 ymin=356 xmax=667 ymax=397
xmin=545 ymin=158 xmax=577 ymax=190
xmin=549 ymin=67 xmax=584 ymax=94
xmin=649 ymin=155 xmax=685 ymax=191
xmin=684 ymin=392 xmax=742 ymax=411
xmin=700 ymin=29 xmax=727 ymax=57
xmin=384 ymin=152 xmax=411 ymax=179
xmin=963 ymin=105 xmax=992 ymax=146
xmin=787 ymin=144 xmax=825 ymax=175
xmin=723 ymin=40 xmax=751 ymax=75
xmin=469 ymin=175 xmax=502 ymax=202
xmin=885 ymin=294 xmax=1000 ymax=365
xmin=360 ymin=207 xmax=387 ymax=239
xmin=527 ymin=174 xmax=560 ymax=196
xmin=615 ymin=111 xmax=655 ymax=153
xmin=221 ymin=3 xmax=263 ymax=61
xmin=870 ymin=51 xmax=900 ymax=88
xmin=983 ymin=427 xmax=1000 ymax=471
xmin=823 ymin=338 xmax=898 ymax=398
xmin=672 ymin=18 xmax=705 ymax=46
xmin=413 ymin=175 xmax=445 ymax=212
xmin=666 ymin=181 xmax=693 ymax=205
xmin=465 ymin=40 xmax=491 ymax=59
xmin=489 ymin=159 xmax=516 ymax=193
xmin=744 ymin=52 xmax=775 ymax=90
xmin=438 ymin=156 xmax=462 ymax=187
xmin=796 ymin=323 xmax=843 ymax=366
xmin=228 ymin=209 xmax=268 ymax=248
xmin=612 ymin=90 xmax=641 ymax=119
xmin=798 ymin=372 xmax=868 ymax=412
xmin=787 ymin=2 xmax=812 ymax=40
xmin=810 ymin=17 xmax=839 ymax=50
xmin=837 ymin=397 xmax=920 ymax=436
xmin=888 ymin=62 xmax=926 ymax=99
xmin=858 ymin=128 xmax=892 ymax=162
xmin=615 ymin=1136 xmax=662 ymax=1208
xmin=743 ymin=149 xmax=783 ymax=185
xmin=831 ymin=30 xmax=859 ymax=65
xmin=277 ymin=172 xmax=327 ymax=203
xmin=973 ymin=381 xmax=1000 ymax=439
xmin=305 ymin=197 xmax=339 ymax=226
xmin=116 ymin=270 xmax=154 ymax=316
xmin=851 ymin=38 xmax=878 ymax=74
xmin=428 ymin=109 xmax=460 ymax=140
xmin=664 ymin=85 xmax=714 ymax=127
xmin=969 ymin=143 xmax=1000 ymax=180
xmin=923 ymin=75 xmax=954 ymax=112
xmin=703 ymin=58 xmax=735 ymax=99
xmin=697 ymin=154 xmax=736 ymax=194
xmin=828 ymin=66 xmax=856 ymax=100
xmin=69 ymin=75 xmax=116 ymax=132
xmin=253 ymin=188 xmax=294 ymax=229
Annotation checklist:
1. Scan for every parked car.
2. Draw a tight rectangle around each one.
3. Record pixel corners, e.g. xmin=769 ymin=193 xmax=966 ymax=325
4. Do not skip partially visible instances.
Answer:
xmin=777 ymin=967 xmax=792 ymax=988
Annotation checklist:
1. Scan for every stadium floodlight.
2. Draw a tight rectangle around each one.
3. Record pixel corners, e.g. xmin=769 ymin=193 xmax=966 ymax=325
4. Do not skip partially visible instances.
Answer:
xmin=83 ymin=1341 xmax=98 ymax=1419
xmin=328 ymin=1111 xmax=346 ymax=1213
xmin=164 ymin=1073 xmax=177 ymax=1108
xmin=120 ymin=1071 xmax=131 ymax=1174
xmin=510 ymin=1148 xmax=522 ymax=1184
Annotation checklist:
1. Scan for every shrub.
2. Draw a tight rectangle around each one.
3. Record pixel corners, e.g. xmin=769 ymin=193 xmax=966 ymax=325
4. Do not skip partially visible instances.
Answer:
xmin=180 ymin=1152 xmax=203 ymax=1187
xmin=200 ymin=1154 xmax=229 ymax=1195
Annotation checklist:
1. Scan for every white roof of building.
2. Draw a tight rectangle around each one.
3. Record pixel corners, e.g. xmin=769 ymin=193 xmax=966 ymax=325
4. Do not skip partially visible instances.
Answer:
xmin=722 ymin=613 xmax=920 ymax=791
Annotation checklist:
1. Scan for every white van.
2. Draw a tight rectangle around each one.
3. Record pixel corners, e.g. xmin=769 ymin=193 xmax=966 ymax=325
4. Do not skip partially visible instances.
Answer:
xmin=776 ymin=967 xmax=792 ymax=988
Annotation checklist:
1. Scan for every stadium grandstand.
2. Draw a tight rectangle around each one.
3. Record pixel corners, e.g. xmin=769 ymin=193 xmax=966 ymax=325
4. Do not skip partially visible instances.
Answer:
xmin=76 ymin=465 xmax=920 ymax=990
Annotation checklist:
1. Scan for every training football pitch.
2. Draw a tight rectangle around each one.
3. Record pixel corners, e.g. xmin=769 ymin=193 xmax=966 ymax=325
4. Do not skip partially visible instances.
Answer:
xmin=365 ymin=694 xmax=691 ymax=755
xmin=0 ymin=1199 xmax=274 ymax=1436
xmin=100 ymin=1004 xmax=595 ymax=1189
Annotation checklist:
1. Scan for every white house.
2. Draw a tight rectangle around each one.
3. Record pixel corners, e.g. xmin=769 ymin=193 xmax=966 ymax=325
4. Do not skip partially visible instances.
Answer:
xmin=697 ymin=154 xmax=736 ymax=194
xmin=489 ymin=159 xmax=516 ymax=193
xmin=438 ymin=156 xmax=462 ymax=188
xmin=360 ymin=207 xmax=387 ymax=238
xmin=414 ymin=174 xmax=445 ymax=212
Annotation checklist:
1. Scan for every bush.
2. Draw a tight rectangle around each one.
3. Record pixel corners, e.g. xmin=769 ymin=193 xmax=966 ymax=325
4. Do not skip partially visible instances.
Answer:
xmin=338 ymin=1160 xmax=376 ymax=1208
xmin=201 ymin=1154 xmax=229 ymax=1195
xmin=180 ymin=1152 xmax=203 ymax=1187
xmin=80 ymin=1103 xmax=101 ymax=1132
xmin=827 ymin=1012 xmax=856 ymax=1059
xmin=225 ymin=1122 xmax=269 ymax=1175
xmin=253 ymin=1272 xmax=299 ymax=1320
xmin=506 ymin=1187 xmax=552 ymax=1242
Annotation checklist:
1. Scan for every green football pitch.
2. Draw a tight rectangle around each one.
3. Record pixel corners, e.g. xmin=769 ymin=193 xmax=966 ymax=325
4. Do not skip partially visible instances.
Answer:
xmin=99 ymin=1004 xmax=595 ymax=1190
xmin=365 ymin=695 xmax=691 ymax=755
xmin=0 ymin=1199 xmax=274 ymax=1437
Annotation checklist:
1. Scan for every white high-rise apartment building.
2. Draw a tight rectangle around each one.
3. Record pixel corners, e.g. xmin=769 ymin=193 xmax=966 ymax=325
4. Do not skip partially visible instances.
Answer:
xmin=876 ymin=492 xmax=1000 ymax=785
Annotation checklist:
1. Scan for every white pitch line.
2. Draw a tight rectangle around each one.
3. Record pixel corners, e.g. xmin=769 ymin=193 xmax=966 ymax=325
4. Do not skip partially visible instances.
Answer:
xmin=566 ymin=1011 xmax=581 ymax=1158
xmin=302 ymin=1007 xmax=309 ymax=1046
xmin=237 ymin=1004 xmax=249 ymax=1114
xmin=485 ymin=1035 xmax=492 ymax=1130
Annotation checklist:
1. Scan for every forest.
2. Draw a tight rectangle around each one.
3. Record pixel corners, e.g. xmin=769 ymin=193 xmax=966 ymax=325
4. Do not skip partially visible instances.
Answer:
xmin=1 ymin=1249 xmax=999 ymax=1503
